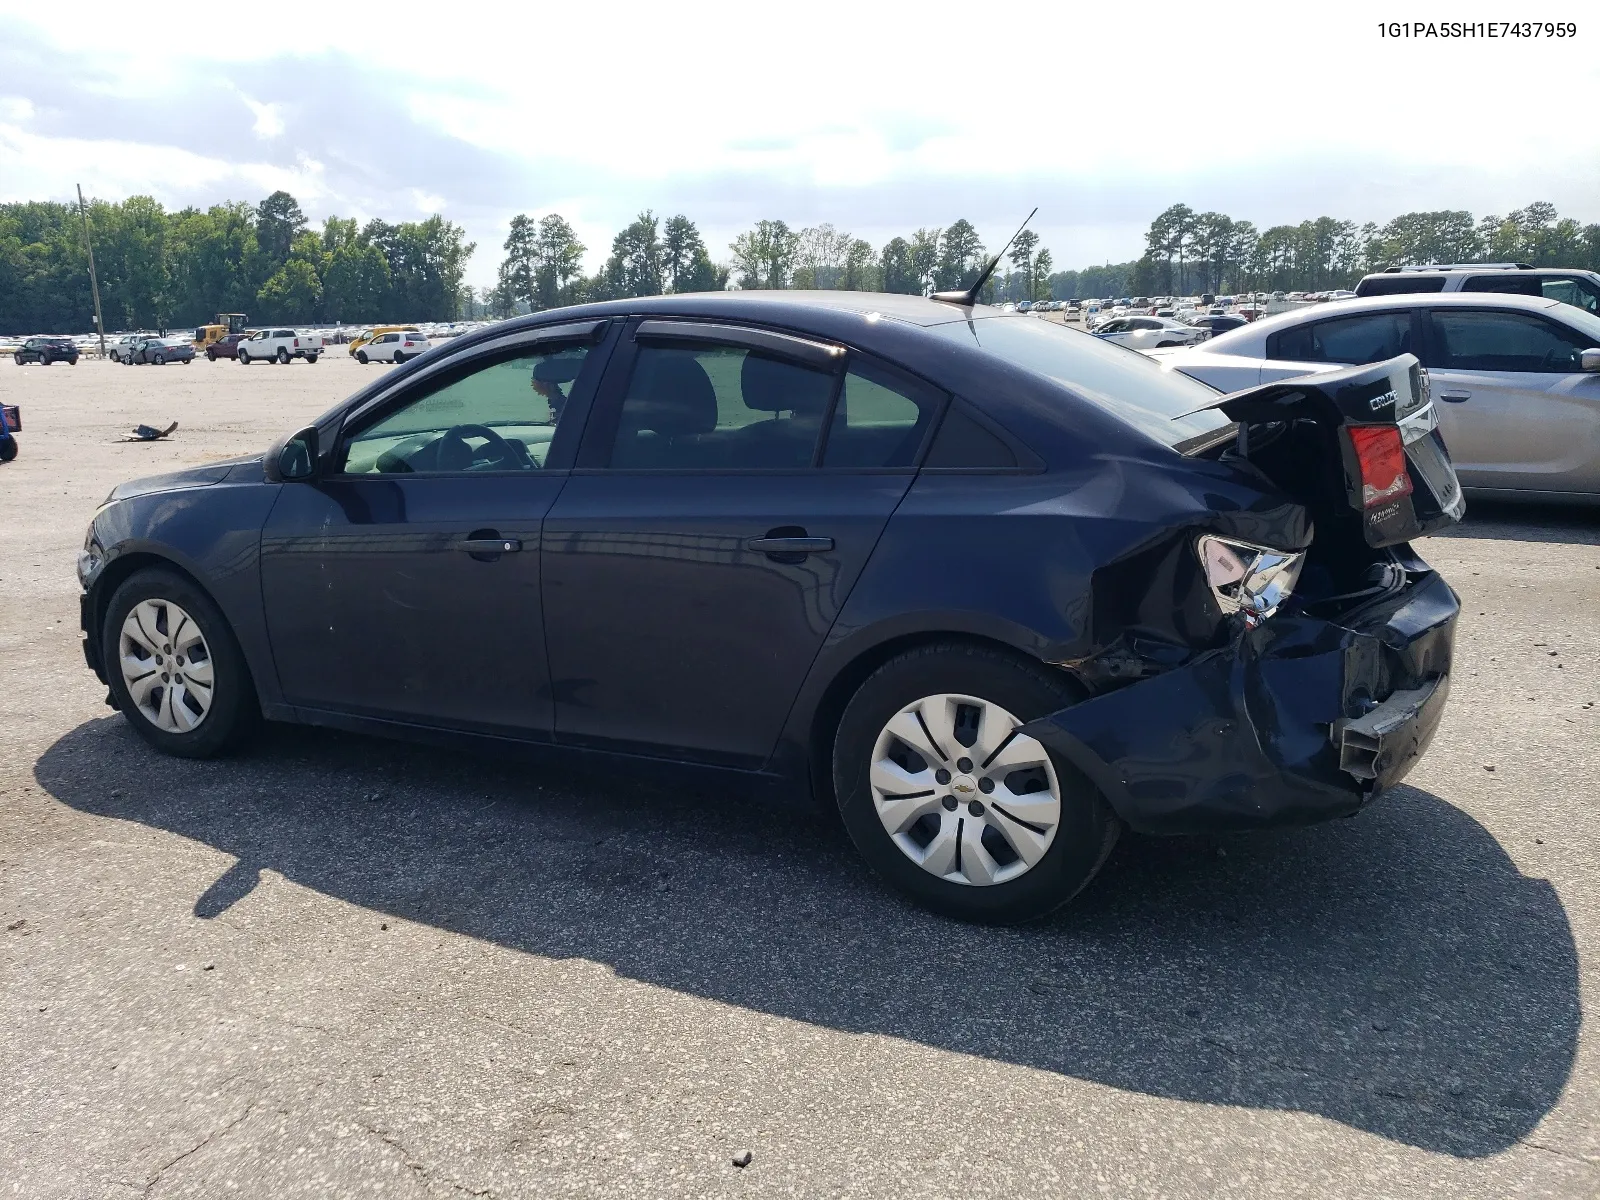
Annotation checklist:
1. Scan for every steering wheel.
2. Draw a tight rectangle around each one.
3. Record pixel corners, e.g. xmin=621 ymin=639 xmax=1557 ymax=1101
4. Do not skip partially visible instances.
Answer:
xmin=436 ymin=423 xmax=524 ymax=471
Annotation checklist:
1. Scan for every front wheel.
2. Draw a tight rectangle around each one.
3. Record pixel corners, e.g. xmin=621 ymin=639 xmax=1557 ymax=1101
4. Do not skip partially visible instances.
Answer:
xmin=357 ymin=351 xmax=369 ymax=364
xmin=103 ymin=568 xmax=258 ymax=758
xmin=206 ymin=349 xmax=216 ymax=361
xmin=277 ymin=347 xmax=290 ymax=364
xmin=153 ymin=354 xmax=165 ymax=365
xmin=11 ymin=354 xmax=19 ymax=365
xmin=833 ymin=642 xmax=1118 ymax=923
xmin=238 ymin=349 xmax=250 ymax=365
xmin=392 ymin=351 xmax=405 ymax=364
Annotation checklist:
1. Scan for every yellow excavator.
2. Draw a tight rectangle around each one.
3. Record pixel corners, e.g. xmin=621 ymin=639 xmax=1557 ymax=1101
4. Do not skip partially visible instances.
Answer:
xmin=192 ymin=313 xmax=249 ymax=352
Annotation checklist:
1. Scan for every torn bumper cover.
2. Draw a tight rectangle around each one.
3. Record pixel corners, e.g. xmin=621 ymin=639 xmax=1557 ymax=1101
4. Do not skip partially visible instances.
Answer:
xmin=1022 ymin=570 xmax=1458 ymax=834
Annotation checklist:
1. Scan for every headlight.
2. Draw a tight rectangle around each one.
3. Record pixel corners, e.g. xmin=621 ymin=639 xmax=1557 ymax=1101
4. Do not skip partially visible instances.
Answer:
xmin=1197 ymin=535 xmax=1305 ymax=626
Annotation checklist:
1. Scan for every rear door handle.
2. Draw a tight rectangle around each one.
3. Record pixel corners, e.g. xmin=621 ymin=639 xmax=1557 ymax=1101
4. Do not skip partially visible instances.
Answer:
xmin=745 ymin=536 xmax=833 ymax=554
xmin=1439 ymin=390 xmax=1471 ymax=402
xmin=457 ymin=537 xmax=522 ymax=553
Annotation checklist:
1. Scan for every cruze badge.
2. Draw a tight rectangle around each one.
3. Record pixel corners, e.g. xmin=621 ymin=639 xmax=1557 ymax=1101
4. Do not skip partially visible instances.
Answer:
xmin=1368 ymin=390 xmax=1397 ymax=412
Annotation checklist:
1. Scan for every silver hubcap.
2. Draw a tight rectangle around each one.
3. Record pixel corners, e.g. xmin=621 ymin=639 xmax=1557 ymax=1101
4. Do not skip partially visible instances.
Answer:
xmin=870 ymin=693 xmax=1062 ymax=886
xmin=119 ymin=599 xmax=214 ymax=733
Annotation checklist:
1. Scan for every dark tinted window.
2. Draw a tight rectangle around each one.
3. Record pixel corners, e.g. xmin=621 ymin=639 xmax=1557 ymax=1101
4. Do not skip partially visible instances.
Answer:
xmin=1427 ymin=310 xmax=1591 ymax=373
xmin=340 ymin=344 xmax=590 ymax=473
xmin=1463 ymin=275 xmax=1542 ymax=297
xmin=609 ymin=343 xmax=834 ymax=470
xmin=1542 ymin=276 xmax=1600 ymax=315
xmin=821 ymin=357 xmax=941 ymax=468
xmin=1268 ymin=312 xmax=1412 ymax=363
xmin=924 ymin=405 xmax=1019 ymax=468
xmin=1355 ymin=275 xmax=1448 ymax=297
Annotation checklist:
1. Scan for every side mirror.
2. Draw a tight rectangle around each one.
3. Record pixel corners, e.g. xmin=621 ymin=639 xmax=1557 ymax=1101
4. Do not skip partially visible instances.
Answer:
xmin=1582 ymin=348 xmax=1600 ymax=372
xmin=268 ymin=426 xmax=319 ymax=482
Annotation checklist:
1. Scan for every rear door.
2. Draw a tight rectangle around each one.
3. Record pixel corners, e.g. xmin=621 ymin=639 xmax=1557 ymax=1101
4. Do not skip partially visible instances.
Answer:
xmin=541 ymin=320 xmax=944 ymax=767
xmin=1422 ymin=306 xmax=1600 ymax=493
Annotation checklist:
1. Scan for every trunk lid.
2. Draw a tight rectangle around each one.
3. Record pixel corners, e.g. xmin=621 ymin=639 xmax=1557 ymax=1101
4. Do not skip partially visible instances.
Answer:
xmin=1183 ymin=353 xmax=1464 ymax=548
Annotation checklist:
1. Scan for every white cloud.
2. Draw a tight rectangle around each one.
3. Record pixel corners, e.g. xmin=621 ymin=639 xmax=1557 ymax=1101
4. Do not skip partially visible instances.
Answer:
xmin=0 ymin=0 xmax=1595 ymax=289
xmin=239 ymin=94 xmax=284 ymax=139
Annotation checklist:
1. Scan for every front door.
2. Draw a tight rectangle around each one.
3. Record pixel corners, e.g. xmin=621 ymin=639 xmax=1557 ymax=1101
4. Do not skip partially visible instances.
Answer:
xmin=1423 ymin=306 xmax=1600 ymax=493
xmin=259 ymin=332 xmax=606 ymax=735
xmin=542 ymin=324 xmax=944 ymax=766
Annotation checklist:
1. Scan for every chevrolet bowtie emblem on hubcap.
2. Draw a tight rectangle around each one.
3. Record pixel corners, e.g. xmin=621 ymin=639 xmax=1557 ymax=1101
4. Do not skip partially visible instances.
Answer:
xmin=952 ymin=776 xmax=978 ymax=795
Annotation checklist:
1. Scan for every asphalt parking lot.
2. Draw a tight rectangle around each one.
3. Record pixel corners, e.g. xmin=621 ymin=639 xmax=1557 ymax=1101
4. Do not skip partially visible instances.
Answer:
xmin=1 ymin=353 xmax=1597 ymax=1198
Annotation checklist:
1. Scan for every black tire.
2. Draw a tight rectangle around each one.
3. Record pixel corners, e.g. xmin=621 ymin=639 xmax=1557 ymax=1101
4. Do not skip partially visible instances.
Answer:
xmin=356 ymin=351 xmax=369 ymax=364
xmin=392 ymin=351 xmax=405 ymax=364
xmin=153 ymin=354 xmax=165 ymax=365
xmin=206 ymin=349 xmax=216 ymax=361
xmin=102 ymin=568 xmax=258 ymax=758
xmin=11 ymin=354 xmax=19 ymax=365
xmin=238 ymin=349 xmax=249 ymax=365
xmin=833 ymin=642 xmax=1118 ymax=924
xmin=277 ymin=347 xmax=290 ymax=364
xmin=0 ymin=435 xmax=16 ymax=462
xmin=305 ymin=353 xmax=318 ymax=364
xmin=42 ymin=356 xmax=52 ymax=366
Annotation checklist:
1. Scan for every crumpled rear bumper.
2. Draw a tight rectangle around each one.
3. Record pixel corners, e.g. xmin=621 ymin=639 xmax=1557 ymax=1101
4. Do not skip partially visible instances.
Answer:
xmin=1022 ymin=570 xmax=1458 ymax=834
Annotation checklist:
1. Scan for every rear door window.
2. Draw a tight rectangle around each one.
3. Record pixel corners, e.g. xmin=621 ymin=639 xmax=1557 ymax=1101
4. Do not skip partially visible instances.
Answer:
xmin=1267 ymin=311 xmax=1413 ymax=363
xmin=608 ymin=342 xmax=834 ymax=470
xmin=1463 ymin=275 xmax=1542 ymax=297
xmin=1425 ymin=309 xmax=1591 ymax=373
xmin=1356 ymin=275 xmax=1447 ymax=297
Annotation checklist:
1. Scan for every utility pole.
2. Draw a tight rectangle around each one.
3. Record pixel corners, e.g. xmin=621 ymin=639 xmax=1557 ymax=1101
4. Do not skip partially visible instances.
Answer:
xmin=76 ymin=184 xmax=107 ymax=358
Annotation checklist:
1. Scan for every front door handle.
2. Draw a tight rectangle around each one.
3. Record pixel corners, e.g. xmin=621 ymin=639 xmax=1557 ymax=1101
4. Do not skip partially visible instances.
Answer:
xmin=1439 ymin=390 xmax=1471 ymax=403
xmin=745 ymin=536 xmax=833 ymax=554
xmin=457 ymin=536 xmax=522 ymax=553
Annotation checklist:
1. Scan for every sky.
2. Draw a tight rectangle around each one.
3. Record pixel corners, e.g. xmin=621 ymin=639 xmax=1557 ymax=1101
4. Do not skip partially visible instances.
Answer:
xmin=2 ymin=0 xmax=1596 ymax=289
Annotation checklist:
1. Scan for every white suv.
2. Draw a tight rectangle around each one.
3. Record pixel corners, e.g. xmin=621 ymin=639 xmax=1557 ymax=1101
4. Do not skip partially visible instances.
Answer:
xmin=1355 ymin=264 xmax=1600 ymax=316
xmin=356 ymin=330 xmax=431 ymax=364
xmin=237 ymin=328 xmax=324 ymax=365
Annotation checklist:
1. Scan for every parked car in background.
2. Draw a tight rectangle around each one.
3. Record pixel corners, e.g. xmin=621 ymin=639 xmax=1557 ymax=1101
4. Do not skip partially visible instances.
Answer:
xmin=356 ymin=330 xmax=431 ymax=364
xmin=1354 ymin=264 xmax=1600 ymax=315
xmin=1093 ymin=316 xmax=1208 ymax=349
xmin=13 ymin=336 xmax=79 ymax=365
xmin=206 ymin=332 xmax=252 ymax=361
xmin=106 ymin=334 xmax=152 ymax=364
xmin=346 ymin=325 xmax=416 ymax=357
xmin=126 ymin=337 xmax=195 ymax=365
xmin=1187 ymin=314 xmax=1249 ymax=336
xmin=238 ymin=329 xmax=323 ymax=365
xmin=1153 ymin=292 xmax=1600 ymax=500
xmin=77 ymin=291 xmax=1464 ymax=922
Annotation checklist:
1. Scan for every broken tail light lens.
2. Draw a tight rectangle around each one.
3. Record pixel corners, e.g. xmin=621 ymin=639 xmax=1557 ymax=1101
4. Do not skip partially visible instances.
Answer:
xmin=1197 ymin=535 xmax=1306 ymax=626
xmin=1346 ymin=425 xmax=1413 ymax=508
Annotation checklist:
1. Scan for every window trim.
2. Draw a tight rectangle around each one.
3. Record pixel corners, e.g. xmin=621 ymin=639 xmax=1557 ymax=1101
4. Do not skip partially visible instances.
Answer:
xmin=327 ymin=320 xmax=615 ymax=477
xmin=633 ymin=318 xmax=846 ymax=370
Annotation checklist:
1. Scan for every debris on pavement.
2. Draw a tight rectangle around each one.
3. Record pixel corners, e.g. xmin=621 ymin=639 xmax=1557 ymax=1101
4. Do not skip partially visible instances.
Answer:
xmin=123 ymin=421 xmax=178 ymax=442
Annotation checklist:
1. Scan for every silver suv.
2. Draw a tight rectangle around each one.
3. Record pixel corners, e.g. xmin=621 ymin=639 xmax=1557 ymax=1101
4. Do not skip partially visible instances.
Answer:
xmin=1355 ymin=263 xmax=1600 ymax=315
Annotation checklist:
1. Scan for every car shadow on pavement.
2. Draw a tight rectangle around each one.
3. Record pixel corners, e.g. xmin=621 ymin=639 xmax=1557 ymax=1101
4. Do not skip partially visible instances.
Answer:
xmin=35 ymin=716 xmax=1578 ymax=1160
xmin=1435 ymin=498 xmax=1600 ymax=545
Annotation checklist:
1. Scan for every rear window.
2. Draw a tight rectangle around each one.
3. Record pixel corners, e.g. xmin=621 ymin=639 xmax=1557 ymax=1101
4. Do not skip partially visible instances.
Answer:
xmin=1356 ymin=275 xmax=1448 ymax=297
xmin=929 ymin=315 xmax=1231 ymax=448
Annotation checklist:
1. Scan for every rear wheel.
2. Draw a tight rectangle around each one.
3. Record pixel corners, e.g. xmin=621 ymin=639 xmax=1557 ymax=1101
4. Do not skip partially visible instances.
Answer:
xmin=392 ymin=351 xmax=406 ymax=364
xmin=153 ymin=353 xmax=165 ymax=365
xmin=305 ymin=353 xmax=318 ymax=364
xmin=103 ymin=568 xmax=258 ymax=758
xmin=833 ymin=642 xmax=1118 ymax=923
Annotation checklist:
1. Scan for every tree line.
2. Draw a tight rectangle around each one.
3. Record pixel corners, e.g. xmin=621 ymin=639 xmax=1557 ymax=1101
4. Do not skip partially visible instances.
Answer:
xmin=0 ymin=190 xmax=475 ymax=334
xmin=7 ymin=188 xmax=1598 ymax=334
xmin=1117 ymin=201 xmax=1600 ymax=298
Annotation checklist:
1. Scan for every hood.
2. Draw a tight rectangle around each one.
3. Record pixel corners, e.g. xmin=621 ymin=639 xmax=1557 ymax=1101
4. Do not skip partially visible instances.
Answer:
xmin=107 ymin=454 xmax=262 ymax=502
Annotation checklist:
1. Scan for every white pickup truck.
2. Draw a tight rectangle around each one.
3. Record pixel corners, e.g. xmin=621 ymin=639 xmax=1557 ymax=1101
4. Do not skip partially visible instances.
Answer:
xmin=236 ymin=327 xmax=324 ymax=365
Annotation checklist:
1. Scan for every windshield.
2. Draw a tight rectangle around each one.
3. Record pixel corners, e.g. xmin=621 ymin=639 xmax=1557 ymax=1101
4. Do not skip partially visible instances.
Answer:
xmin=929 ymin=315 xmax=1232 ymax=448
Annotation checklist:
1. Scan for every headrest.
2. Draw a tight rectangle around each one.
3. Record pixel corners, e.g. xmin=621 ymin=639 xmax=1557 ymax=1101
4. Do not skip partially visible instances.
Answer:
xmin=624 ymin=351 xmax=718 ymax=437
xmin=533 ymin=354 xmax=584 ymax=384
xmin=740 ymin=353 xmax=834 ymax=414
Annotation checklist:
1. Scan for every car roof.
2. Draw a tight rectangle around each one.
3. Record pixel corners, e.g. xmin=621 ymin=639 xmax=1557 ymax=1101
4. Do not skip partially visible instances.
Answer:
xmin=487 ymin=290 xmax=1019 ymax=334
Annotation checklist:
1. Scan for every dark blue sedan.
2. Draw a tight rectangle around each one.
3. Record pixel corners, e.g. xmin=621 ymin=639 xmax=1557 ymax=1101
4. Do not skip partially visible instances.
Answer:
xmin=77 ymin=291 xmax=1466 ymax=921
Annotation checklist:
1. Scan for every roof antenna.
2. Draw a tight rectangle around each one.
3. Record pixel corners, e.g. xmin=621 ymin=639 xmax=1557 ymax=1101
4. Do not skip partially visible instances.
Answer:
xmin=931 ymin=207 xmax=1038 ymax=307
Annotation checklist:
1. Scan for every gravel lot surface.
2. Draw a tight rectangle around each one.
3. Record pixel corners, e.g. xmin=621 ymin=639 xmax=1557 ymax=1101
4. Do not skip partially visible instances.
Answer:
xmin=1 ymin=352 xmax=1597 ymax=1198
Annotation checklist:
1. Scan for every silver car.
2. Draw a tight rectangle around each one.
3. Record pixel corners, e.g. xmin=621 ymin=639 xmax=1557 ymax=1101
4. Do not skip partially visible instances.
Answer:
xmin=1092 ymin=315 xmax=1208 ymax=349
xmin=1152 ymin=293 xmax=1600 ymax=501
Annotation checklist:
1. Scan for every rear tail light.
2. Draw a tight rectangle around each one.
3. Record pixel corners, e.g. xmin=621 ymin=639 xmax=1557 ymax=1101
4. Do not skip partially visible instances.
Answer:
xmin=403 ymin=341 xmax=415 ymax=347
xmin=1346 ymin=425 xmax=1413 ymax=508
xmin=1197 ymin=535 xmax=1305 ymax=627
